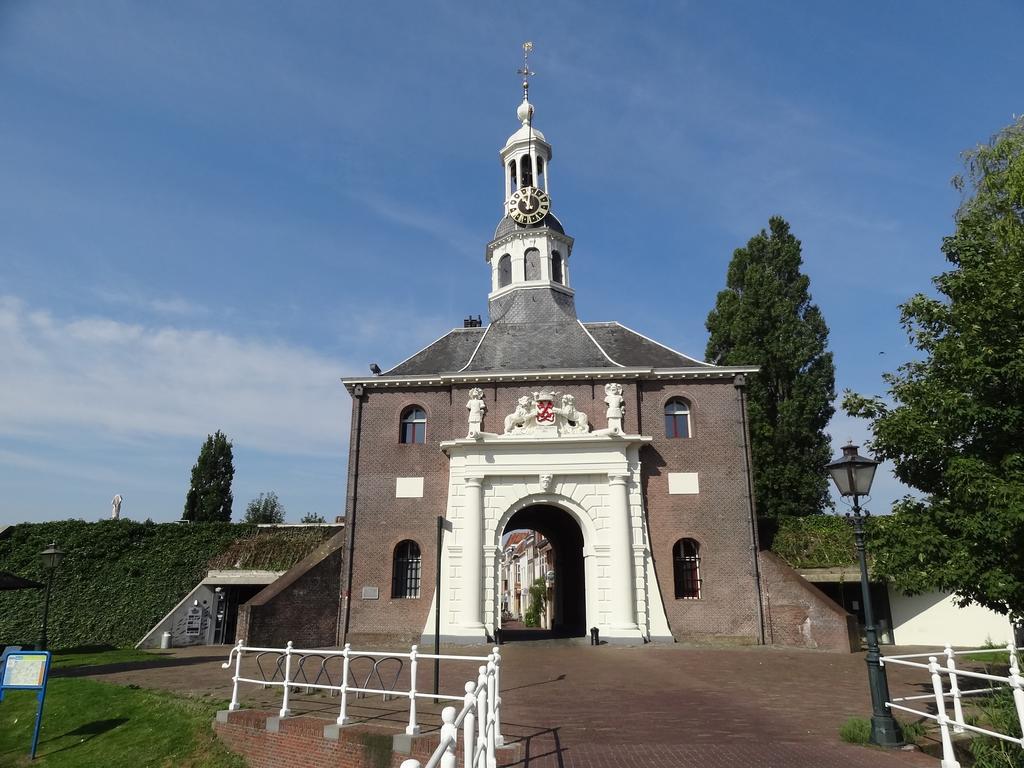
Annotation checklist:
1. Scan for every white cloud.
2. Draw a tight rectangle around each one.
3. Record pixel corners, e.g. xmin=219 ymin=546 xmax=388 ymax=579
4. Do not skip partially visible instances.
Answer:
xmin=0 ymin=295 xmax=352 ymax=457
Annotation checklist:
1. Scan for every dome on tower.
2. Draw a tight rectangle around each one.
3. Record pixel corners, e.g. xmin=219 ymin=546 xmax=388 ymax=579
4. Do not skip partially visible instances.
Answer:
xmin=493 ymin=213 xmax=564 ymax=238
xmin=502 ymin=122 xmax=547 ymax=153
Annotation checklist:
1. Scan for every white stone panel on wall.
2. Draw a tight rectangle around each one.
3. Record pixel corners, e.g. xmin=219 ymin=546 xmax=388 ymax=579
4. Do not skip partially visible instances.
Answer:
xmin=395 ymin=477 xmax=425 ymax=498
xmin=667 ymin=472 xmax=700 ymax=495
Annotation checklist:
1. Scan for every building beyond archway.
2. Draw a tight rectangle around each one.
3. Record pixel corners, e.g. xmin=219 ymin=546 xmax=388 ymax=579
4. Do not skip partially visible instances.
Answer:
xmin=500 ymin=506 xmax=586 ymax=638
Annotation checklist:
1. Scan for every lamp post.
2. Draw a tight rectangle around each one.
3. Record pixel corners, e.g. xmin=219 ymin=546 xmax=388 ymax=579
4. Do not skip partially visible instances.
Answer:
xmin=826 ymin=443 xmax=903 ymax=748
xmin=38 ymin=542 xmax=66 ymax=651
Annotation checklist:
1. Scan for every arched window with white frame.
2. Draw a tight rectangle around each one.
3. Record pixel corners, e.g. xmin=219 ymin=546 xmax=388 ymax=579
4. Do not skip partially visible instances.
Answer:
xmin=524 ymin=248 xmax=541 ymax=280
xmin=498 ymin=254 xmax=512 ymax=288
xmin=399 ymin=405 xmax=426 ymax=444
xmin=551 ymin=251 xmax=563 ymax=284
xmin=664 ymin=398 xmax=692 ymax=439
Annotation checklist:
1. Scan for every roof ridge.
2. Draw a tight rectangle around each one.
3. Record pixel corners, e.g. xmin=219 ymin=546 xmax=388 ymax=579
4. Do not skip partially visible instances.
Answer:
xmin=457 ymin=323 xmax=492 ymax=372
xmin=609 ymin=321 xmax=711 ymax=367
xmin=577 ymin=320 xmax=625 ymax=367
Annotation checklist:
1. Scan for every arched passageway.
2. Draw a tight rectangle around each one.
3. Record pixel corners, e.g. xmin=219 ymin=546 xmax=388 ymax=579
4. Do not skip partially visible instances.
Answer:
xmin=499 ymin=504 xmax=586 ymax=640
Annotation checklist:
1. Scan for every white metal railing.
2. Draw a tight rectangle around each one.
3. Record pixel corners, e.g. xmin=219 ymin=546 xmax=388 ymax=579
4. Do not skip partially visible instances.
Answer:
xmin=221 ymin=640 xmax=503 ymax=753
xmin=398 ymin=659 xmax=502 ymax=768
xmin=881 ymin=643 xmax=1024 ymax=768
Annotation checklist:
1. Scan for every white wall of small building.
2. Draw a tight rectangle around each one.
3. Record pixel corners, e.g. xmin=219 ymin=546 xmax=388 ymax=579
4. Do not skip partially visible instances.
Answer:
xmin=888 ymin=587 xmax=1015 ymax=647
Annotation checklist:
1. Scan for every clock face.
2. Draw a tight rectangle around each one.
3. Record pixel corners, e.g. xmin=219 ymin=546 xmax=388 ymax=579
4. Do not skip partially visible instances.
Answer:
xmin=507 ymin=186 xmax=551 ymax=226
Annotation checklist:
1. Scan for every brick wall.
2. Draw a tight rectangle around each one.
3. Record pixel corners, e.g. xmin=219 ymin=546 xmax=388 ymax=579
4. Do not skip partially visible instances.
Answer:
xmin=214 ymin=710 xmax=437 ymax=768
xmin=344 ymin=386 xmax=453 ymax=646
xmin=638 ymin=378 xmax=763 ymax=643
xmin=758 ymin=551 xmax=857 ymax=652
xmin=343 ymin=375 xmax=768 ymax=646
xmin=236 ymin=530 xmax=345 ymax=647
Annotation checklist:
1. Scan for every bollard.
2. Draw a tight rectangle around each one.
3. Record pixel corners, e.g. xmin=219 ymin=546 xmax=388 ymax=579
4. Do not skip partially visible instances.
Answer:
xmin=494 ymin=628 xmax=503 ymax=645
xmin=590 ymin=627 xmax=599 ymax=646
xmin=161 ymin=631 xmax=172 ymax=649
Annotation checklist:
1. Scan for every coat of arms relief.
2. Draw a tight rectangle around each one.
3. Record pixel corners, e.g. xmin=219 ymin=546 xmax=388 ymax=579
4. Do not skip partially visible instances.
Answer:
xmin=465 ymin=383 xmax=625 ymax=439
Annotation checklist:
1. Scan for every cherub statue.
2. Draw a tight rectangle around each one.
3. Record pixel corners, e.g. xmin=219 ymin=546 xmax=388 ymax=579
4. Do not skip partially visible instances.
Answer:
xmin=604 ymin=382 xmax=625 ymax=434
xmin=557 ymin=393 xmax=590 ymax=433
xmin=466 ymin=387 xmax=486 ymax=438
xmin=503 ymin=395 xmax=534 ymax=434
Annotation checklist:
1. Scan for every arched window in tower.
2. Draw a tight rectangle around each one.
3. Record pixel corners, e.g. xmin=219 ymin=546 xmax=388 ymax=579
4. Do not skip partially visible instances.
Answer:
xmin=498 ymin=254 xmax=512 ymax=288
xmin=399 ymin=406 xmax=426 ymax=444
xmin=524 ymin=248 xmax=541 ymax=280
xmin=551 ymin=251 xmax=564 ymax=284
xmin=508 ymin=160 xmax=517 ymax=195
xmin=673 ymin=538 xmax=701 ymax=599
xmin=519 ymin=155 xmax=533 ymax=188
xmin=392 ymin=540 xmax=422 ymax=598
xmin=664 ymin=398 xmax=692 ymax=439
xmin=536 ymin=156 xmax=545 ymax=190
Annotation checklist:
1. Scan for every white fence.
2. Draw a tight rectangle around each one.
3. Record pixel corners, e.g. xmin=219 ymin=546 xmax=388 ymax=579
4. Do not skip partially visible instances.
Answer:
xmin=881 ymin=643 xmax=1024 ymax=768
xmin=221 ymin=640 xmax=503 ymax=766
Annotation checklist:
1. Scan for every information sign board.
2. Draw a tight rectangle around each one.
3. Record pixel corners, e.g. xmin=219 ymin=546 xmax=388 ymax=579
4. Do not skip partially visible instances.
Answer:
xmin=0 ymin=650 xmax=52 ymax=759
xmin=3 ymin=654 xmax=47 ymax=687
xmin=185 ymin=606 xmax=203 ymax=636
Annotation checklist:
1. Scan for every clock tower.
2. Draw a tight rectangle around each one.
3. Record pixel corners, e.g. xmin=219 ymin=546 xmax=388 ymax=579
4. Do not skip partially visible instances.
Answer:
xmin=486 ymin=71 xmax=576 ymax=323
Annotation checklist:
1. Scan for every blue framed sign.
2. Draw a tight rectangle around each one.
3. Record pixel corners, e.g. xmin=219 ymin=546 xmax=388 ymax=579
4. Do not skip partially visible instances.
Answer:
xmin=0 ymin=649 xmax=52 ymax=759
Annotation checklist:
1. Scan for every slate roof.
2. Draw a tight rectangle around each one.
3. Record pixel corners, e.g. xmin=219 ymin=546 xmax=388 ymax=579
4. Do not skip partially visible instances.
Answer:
xmin=493 ymin=213 xmax=565 ymax=239
xmin=382 ymin=320 xmax=707 ymax=376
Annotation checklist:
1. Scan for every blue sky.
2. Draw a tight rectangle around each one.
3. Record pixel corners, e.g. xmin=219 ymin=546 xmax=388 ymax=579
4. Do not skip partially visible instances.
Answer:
xmin=1 ymin=1 xmax=1020 ymax=525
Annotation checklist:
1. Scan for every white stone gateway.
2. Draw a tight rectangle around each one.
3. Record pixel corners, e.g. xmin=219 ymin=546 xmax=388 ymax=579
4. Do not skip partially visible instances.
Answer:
xmin=424 ymin=384 xmax=673 ymax=644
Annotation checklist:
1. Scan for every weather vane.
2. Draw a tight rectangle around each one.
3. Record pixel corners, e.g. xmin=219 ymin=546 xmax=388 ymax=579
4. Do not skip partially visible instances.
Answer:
xmin=517 ymin=41 xmax=534 ymax=97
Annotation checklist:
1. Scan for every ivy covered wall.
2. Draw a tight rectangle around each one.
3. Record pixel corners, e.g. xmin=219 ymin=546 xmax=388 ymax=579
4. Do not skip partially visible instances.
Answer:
xmin=0 ymin=520 xmax=334 ymax=649
xmin=766 ymin=514 xmax=888 ymax=570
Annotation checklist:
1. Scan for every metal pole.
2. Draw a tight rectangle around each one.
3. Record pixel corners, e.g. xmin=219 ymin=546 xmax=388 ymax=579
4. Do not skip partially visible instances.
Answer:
xmin=851 ymin=495 xmax=903 ymax=747
xmin=434 ymin=514 xmax=443 ymax=702
xmin=38 ymin=569 xmax=54 ymax=651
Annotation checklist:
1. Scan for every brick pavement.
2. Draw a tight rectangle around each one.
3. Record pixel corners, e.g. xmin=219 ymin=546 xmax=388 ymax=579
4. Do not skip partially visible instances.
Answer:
xmin=81 ymin=642 xmax=943 ymax=767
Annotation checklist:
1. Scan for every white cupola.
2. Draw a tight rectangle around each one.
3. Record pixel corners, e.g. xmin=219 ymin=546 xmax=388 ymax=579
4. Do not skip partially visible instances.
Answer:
xmin=485 ymin=75 xmax=575 ymax=314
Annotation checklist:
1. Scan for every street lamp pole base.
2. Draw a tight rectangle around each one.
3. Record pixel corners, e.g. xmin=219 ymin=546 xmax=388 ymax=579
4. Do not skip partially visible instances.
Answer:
xmin=870 ymin=715 xmax=904 ymax=748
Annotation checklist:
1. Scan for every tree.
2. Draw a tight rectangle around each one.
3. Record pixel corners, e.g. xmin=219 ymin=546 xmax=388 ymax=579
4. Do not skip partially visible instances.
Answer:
xmin=300 ymin=512 xmax=326 ymax=524
xmin=243 ymin=492 xmax=285 ymax=525
xmin=844 ymin=117 xmax=1024 ymax=618
xmin=706 ymin=216 xmax=836 ymax=518
xmin=182 ymin=430 xmax=234 ymax=522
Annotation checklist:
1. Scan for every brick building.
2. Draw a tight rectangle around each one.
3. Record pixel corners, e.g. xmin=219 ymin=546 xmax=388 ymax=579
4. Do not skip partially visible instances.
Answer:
xmin=338 ymin=80 xmax=853 ymax=650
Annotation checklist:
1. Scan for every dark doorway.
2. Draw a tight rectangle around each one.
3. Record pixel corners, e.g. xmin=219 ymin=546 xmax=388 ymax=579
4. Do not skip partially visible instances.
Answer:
xmin=500 ymin=505 xmax=586 ymax=640
xmin=214 ymin=584 xmax=265 ymax=644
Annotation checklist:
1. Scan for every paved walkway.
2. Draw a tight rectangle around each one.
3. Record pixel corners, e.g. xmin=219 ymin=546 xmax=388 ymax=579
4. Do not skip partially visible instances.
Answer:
xmin=82 ymin=642 xmax=943 ymax=767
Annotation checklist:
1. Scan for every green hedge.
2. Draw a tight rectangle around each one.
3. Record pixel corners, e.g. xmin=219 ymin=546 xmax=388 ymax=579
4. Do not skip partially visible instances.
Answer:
xmin=0 ymin=521 xmax=333 ymax=649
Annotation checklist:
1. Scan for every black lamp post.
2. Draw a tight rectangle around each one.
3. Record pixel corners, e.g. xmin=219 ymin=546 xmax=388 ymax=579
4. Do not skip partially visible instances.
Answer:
xmin=38 ymin=542 xmax=66 ymax=651
xmin=825 ymin=443 xmax=903 ymax=748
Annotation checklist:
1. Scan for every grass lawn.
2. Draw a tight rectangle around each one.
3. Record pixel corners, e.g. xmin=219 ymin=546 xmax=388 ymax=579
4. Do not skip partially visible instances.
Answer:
xmin=0 ymin=659 xmax=244 ymax=767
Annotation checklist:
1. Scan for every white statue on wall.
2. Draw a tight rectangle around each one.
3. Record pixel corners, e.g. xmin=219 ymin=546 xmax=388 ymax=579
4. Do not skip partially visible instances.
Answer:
xmin=556 ymin=393 xmax=589 ymax=434
xmin=503 ymin=395 xmax=536 ymax=434
xmin=467 ymin=388 xmax=487 ymax=438
xmin=111 ymin=494 xmax=123 ymax=520
xmin=604 ymin=382 xmax=625 ymax=434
